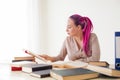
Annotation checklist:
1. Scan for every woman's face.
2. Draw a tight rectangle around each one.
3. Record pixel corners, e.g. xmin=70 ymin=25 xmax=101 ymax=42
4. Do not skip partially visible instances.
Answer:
xmin=66 ymin=18 xmax=81 ymax=36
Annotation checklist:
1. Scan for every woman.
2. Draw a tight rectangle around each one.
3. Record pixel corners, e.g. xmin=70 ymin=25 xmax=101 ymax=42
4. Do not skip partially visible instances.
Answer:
xmin=40 ymin=14 xmax=100 ymax=62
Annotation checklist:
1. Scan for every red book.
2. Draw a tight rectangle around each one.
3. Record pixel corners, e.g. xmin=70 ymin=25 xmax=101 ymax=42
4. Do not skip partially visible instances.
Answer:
xmin=11 ymin=66 xmax=22 ymax=71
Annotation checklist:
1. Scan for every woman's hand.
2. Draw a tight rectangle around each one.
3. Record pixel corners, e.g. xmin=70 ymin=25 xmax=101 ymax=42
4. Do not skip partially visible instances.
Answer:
xmin=39 ymin=54 xmax=55 ymax=62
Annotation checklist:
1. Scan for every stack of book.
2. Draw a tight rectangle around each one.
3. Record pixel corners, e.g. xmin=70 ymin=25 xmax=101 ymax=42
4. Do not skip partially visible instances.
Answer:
xmin=10 ymin=61 xmax=37 ymax=71
xmin=22 ymin=63 xmax=52 ymax=78
xmin=11 ymin=56 xmax=36 ymax=71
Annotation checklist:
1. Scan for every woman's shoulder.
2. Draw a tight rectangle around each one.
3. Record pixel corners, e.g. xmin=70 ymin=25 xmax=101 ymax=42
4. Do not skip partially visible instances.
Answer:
xmin=65 ymin=36 xmax=74 ymax=42
xmin=90 ymin=33 xmax=97 ymax=37
xmin=90 ymin=33 xmax=98 ymax=41
xmin=67 ymin=36 xmax=74 ymax=39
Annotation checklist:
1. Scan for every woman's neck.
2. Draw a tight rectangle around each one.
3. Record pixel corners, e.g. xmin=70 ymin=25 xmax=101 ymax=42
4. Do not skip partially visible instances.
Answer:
xmin=74 ymin=33 xmax=83 ymax=50
xmin=74 ymin=31 xmax=83 ymax=41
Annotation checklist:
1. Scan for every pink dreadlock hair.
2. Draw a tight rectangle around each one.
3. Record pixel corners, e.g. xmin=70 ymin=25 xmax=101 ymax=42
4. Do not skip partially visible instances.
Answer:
xmin=69 ymin=14 xmax=93 ymax=56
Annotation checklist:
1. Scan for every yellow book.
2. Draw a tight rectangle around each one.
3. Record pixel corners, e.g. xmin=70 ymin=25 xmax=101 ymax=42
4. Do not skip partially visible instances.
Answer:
xmin=88 ymin=61 xmax=109 ymax=67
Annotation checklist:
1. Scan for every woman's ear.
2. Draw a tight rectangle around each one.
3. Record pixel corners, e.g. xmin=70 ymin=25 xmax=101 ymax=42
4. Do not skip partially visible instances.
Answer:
xmin=78 ymin=25 xmax=82 ymax=30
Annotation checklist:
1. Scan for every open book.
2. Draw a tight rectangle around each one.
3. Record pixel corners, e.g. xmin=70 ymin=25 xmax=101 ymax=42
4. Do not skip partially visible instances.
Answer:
xmin=23 ymin=49 xmax=50 ymax=63
xmin=64 ymin=61 xmax=120 ymax=77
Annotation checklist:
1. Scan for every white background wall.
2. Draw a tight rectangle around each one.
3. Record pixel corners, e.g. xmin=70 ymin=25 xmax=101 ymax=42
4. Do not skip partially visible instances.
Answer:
xmin=0 ymin=0 xmax=120 ymax=64
xmin=0 ymin=0 xmax=29 ymax=62
xmin=39 ymin=0 xmax=120 ymax=64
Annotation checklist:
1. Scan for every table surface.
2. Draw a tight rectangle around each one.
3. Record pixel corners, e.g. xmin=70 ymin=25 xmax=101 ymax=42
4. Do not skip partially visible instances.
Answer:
xmin=0 ymin=63 xmax=120 ymax=80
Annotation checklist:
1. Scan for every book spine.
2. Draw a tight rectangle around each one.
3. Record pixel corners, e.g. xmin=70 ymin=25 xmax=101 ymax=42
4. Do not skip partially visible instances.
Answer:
xmin=14 ymin=56 xmax=35 ymax=61
xmin=41 ymin=74 xmax=50 ymax=78
xmin=32 ymin=66 xmax=52 ymax=72
xmin=11 ymin=66 xmax=22 ymax=71
xmin=115 ymin=32 xmax=120 ymax=70
xmin=12 ymin=60 xmax=33 ymax=62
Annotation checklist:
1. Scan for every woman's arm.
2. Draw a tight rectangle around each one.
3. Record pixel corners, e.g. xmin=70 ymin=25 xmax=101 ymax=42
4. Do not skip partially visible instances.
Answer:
xmin=40 ymin=38 xmax=67 ymax=62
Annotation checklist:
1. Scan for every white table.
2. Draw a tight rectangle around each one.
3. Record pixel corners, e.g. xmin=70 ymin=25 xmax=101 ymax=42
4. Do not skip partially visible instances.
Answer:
xmin=0 ymin=63 xmax=55 ymax=80
xmin=0 ymin=63 xmax=120 ymax=80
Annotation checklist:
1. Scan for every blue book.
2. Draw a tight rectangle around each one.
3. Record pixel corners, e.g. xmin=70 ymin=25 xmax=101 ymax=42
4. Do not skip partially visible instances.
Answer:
xmin=115 ymin=32 xmax=120 ymax=70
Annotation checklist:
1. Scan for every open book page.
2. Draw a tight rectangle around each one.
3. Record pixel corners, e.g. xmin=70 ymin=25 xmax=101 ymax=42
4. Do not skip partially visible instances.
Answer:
xmin=36 ymin=60 xmax=64 ymax=69
xmin=34 ymin=57 xmax=88 ymax=69
xmin=49 ymin=61 xmax=88 ymax=69
xmin=23 ymin=49 xmax=71 ymax=68
xmin=23 ymin=49 xmax=50 ymax=63
xmin=51 ymin=61 xmax=70 ymax=68
xmin=64 ymin=61 xmax=88 ymax=68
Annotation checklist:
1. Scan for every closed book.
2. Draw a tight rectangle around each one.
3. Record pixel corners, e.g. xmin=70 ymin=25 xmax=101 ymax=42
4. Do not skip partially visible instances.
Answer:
xmin=14 ymin=56 xmax=35 ymax=61
xmin=30 ymin=69 xmax=51 ymax=78
xmin=12 ymin=59 xmax=33 ymax=62
xmin=10 ymin=61 xmax=37 ymax=67
xmin=11 ymin=66 xmax=22 ymax=71
xmin=88 ymin=61 xmax=109 ymax=67
xmin=50 ymin=68 xmax=99 ymax=80
xmin=115 ymin=32 xmax=120 ymax=70
xmin=22 ymin=64 xmax=52 ymax=73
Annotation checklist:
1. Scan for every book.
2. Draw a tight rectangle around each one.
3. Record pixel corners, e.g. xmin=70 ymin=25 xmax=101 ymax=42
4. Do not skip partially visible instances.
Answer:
xmin=10 ymin=61 xmax=36 ymax=71
xmin=10 ymin=61 xmax=37 ymax=67
xmin=51 ymin=61 xmax=69 ymax=68
xmin=22 ymin=63 xmax=52 ymax=73
xmin=61 ymin=61 xmax=120 ymax=77
xmin=12 ymin=59 xmax=33 ymax=62
xmin=64 ymin=61 xmax=88 ymax=68
xmin=50 ymin=68 xmax=99 ymax=80
xmin=14 ymin=56 xmax=35 ymax=61
xmin=88 ymin=61 xmax=109 ymax=67
xmin=115 ymin=32 xmax=120 ymax=70
xmin=11 ymin=66 xmax=22 ymax=71
xmin=85 ymin=64 xmax=120 ymax=77
xmin=52 ymin=61 xmax=109 ymax=68
xmin=30 ymin=69 xmax=51 ymax=78
xmin=23 ymin=49 xmax=49 ymax=63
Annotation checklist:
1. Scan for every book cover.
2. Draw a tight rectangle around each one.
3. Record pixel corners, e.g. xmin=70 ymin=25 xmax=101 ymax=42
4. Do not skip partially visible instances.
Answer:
xmin=30 ymin=69 xmax=51 ymax=78
xmin=22 ymin=63 xmax=52 ymax=73
xmin=11 ymin=66 xmax=22 ymax=71
xmin=50 ymin=68 xmax=99 ymax=80
xmin=115 ymin=32 xmax=120 ymax=70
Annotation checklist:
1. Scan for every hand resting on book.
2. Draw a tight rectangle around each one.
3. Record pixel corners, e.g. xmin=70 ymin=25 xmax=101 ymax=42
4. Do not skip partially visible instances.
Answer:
xmin=39 ymin=54 xmax=56 ymax=62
